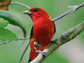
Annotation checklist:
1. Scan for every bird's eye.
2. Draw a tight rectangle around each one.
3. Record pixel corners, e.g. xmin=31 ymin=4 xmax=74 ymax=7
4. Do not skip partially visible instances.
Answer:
xmin=33 ymin=9 xmax=38 ymax=12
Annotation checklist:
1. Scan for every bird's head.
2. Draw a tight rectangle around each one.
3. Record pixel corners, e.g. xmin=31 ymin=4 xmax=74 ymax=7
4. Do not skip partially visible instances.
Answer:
xmin=23 ymin=7 xmax=49 ymax=22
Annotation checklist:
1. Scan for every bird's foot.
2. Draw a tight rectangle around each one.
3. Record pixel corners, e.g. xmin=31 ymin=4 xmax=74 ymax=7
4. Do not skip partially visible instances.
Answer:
xmin=34 ymin=41 xmax=46 ymax=56
xmin=35 ymin=50 xmax=46 ymax=56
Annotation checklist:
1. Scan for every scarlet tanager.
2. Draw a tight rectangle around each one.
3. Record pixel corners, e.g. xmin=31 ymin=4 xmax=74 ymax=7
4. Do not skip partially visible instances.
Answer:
xmin=24 ymin=7 xmax=56 ymax=62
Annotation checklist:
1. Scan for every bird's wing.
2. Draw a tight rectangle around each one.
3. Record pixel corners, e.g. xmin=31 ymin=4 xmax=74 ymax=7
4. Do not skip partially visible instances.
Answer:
xmin=52 ymin=21 xmax=56 ymax=34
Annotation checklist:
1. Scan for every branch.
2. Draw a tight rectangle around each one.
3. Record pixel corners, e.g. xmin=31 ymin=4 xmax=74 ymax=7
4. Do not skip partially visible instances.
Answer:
xmin=9 ymin=2 xmax=84 ymax=22
xmin=0 ymin=37 xmax=30 ymax=45
xmin=18 ymin=41 xmax=30 ymax=63
xmin=0 ymin=40 xmax=11 ymax=45
xmin=10 ymin=2 xmax=31 ymax=9
xmin=51 ymin=3 xmax=84 ymax=22
xmin=30 ymin=21 xmax=84 ymax=63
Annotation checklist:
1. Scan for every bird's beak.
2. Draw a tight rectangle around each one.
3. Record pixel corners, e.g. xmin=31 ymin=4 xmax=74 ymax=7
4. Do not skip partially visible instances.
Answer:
xmin=23 ymin=11 xmax=32 ymax=15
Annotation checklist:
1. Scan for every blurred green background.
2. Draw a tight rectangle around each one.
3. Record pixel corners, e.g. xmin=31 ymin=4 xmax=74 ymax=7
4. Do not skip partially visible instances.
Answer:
xmin=0 ymin=0 xmax=84 ymax=63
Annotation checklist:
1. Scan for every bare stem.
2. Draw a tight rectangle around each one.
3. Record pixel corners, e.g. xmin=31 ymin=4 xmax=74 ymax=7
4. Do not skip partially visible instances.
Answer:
xmin=52 ymin=3 xmax=84 ymax=22
xmin=0 ymin=40 xmax=12 ymax=45
xmin=18 ymin=41 xmax=30 ymax=63
xmin=0 ymin=37 xmax=30 ymax=45
xmin=10 ymin=2 xmax=31 ymax=9
xmin=16 ymin=37 xmax=30 ymax=41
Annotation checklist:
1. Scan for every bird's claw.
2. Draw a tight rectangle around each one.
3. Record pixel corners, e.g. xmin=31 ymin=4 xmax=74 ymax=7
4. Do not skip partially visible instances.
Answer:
xmin=34 ymin=41 xmax=46 ymax=56
xmin=40 ymin=51 xmax=46 ymax=56
xmin=35 ymin=50 xmax=46 ymax=56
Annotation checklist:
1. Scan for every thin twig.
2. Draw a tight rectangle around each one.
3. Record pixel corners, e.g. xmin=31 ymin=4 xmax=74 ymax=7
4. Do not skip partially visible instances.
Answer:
xmin=0 ymin=40 xmax=12 ymax=45
xmin=30 ymin=21 xmax=84 ymax=63
xmin=51 ymin=3 xmax=84 ymax=22
xmin=10 ymin=2 xmax=31 ymax=9
xmin=9 ymin=2 xmax=84 ymax=22
xmin=16 ymin=37 xmax=30 ymax=41
xmin=0 ymin=37 xmax=30 ymax=45
xmin=18 ymin=41 xmax=30 ymax=63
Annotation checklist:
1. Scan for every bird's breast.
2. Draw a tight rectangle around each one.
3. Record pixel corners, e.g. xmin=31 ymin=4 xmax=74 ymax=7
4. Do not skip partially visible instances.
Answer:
xmin=33 ymin=19 xmax=55 ymax=46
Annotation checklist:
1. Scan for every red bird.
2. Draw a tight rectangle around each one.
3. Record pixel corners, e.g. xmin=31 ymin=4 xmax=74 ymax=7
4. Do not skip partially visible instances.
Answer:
xmin=24 ymin=7 xmax=56 ymax=62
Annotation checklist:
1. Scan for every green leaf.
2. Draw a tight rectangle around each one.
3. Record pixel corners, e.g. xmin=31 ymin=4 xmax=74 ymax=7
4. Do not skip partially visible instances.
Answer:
xmin=0 ymin=10 xmax=27 ymax=38
xmin=0 ymin=28 xmax=17 ymax=41
xmin=0 ymin=10 xmax=21 ymax=26
xmin=0 ymin=18 xmax=8 ymax=28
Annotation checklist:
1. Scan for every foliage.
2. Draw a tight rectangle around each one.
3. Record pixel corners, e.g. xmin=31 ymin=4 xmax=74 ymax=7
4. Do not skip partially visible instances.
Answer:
xmin=0 ymin=18 xmax=8 ymax=28
xmin=0 ymin=0 xmax=84 ymax=63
